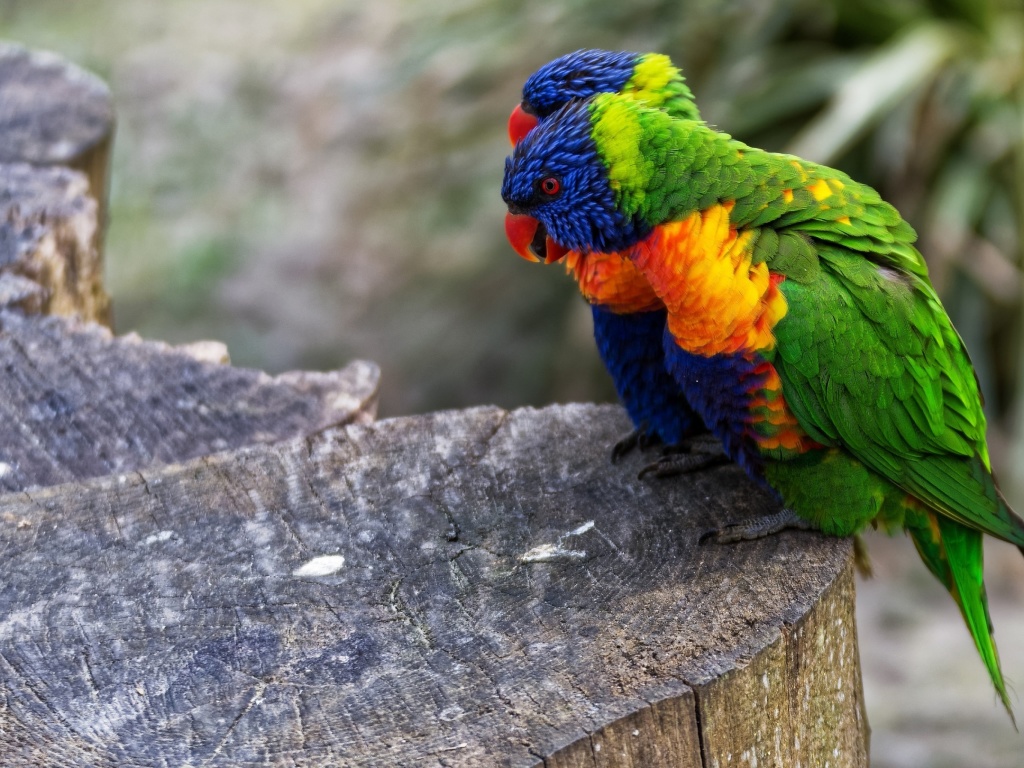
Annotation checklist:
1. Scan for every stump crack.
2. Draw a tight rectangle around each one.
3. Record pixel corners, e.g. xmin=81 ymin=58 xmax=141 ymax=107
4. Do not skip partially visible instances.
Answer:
xmin=133 ymin=469 xmax=173 ymax=530
xmin=384 ymin=577 xmax=435 ymax=649
xmin=680 ymin=676 xmax=710 ymax=768
xmin=479 ymin=409 xmax=510 ymax=452
xmin=527 ymin=746 xmax=551 ymax=767
xmin=437 ymin=499 xmax=461 ymax=543
xmin=294 ymin=450 xmax=334 ymax=522
xmin=200 ymin=679 xmax=268 ymax=766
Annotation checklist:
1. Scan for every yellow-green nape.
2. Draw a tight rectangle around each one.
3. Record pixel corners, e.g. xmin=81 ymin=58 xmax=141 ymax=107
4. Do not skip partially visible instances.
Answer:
xmin=588 ymin=94 xmax=654 ymax=218
xmin=626 ymin=53 xmax=701 ymax=122
xmin=627 ymin=54 xmax=678 ymax=104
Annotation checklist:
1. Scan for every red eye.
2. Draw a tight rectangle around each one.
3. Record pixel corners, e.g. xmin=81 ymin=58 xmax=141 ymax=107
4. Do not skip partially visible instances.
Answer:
xmin=539 ymin=177 xmax=560 ymax=196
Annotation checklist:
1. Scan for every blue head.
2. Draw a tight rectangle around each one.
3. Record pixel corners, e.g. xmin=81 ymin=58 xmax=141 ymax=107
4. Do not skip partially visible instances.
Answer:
xmin=501 ymin=98 xmax=650 ymax=258
xmin=521 ymin=50 xmax=639 ymax=119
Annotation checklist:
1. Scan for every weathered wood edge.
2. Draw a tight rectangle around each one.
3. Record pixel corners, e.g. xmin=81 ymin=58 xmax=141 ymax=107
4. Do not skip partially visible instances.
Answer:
xmin=0 ymin=309 xmax=379 ymax=492
xmin=542 ymin=555 xmax=865 ymax=767
xmin=691 ymin=558 xmax=868 ymax=766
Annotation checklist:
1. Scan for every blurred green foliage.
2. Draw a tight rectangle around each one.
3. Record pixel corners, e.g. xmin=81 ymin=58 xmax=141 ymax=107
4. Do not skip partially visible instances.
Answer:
xmin=0 ymin=0 xmax=1021 ymax=489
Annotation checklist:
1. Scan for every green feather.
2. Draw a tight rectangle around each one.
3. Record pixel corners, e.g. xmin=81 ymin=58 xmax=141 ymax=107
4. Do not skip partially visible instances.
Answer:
xmin=906 ymin=511 xmax=1014 ymax=722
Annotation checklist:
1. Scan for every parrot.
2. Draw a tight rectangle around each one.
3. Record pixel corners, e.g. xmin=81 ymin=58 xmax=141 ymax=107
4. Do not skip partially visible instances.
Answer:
xmin=500 ymin=88 xmax=1024 ymax=720
xmin=507 ymin=49 xmax=713 ymax=472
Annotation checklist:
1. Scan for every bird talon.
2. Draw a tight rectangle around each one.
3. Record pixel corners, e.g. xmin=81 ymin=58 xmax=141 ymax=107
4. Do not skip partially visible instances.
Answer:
xmin=701 ymin=508 xmax=812 ymax=545
xmin=698 ymin=526 xmax=730 ymax=545
xmin=637 ymin=449 xmax=729 ymax=480
xmin=611 ymin=423 xmax=649 ymax=463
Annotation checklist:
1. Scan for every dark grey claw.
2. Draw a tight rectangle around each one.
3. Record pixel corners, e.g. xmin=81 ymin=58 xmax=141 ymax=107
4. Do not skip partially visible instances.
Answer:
xmin=637 ymin=428 xmax=662 ymax=452
xmin=611 ymin=423 xmax=659 ymax=463
xmin=699 ymin=507 xmax=813 ymax=544
xmin=637 ymin=448 xmax=728 ymax=479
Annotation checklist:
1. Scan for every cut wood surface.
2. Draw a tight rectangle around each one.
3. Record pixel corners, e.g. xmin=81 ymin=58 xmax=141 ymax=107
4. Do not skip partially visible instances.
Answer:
xmin=0 ymin=42 xmax=114 ymax=235
xmin=0 ymin=162 xmax=110 ymax=323
xmin=0 ymin=309 xmax=378 ymax=492
xmin=0 ymin=403 xmax=867 ymax=767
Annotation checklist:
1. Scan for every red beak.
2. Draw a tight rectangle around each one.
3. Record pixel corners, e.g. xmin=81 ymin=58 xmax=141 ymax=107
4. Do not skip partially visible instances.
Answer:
xmin=505 ymin=212 xmax=541 ymax=262
xmin=504 ymin=212 xmax=568 ymax=264
xmin=508 ymin=103 xmax=539 ymax=145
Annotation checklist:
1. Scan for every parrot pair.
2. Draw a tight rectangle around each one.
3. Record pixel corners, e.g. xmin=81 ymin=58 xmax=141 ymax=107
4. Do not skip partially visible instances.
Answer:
xmin=501 ymin=49 xmax=1023 ymax=721
xmin=508 ymin=51 xmax=714 ymax=474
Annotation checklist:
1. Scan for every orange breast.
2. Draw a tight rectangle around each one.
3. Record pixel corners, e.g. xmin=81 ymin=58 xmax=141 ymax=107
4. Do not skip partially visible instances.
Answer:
xmin=629 ymin=202 xmax=787 ymax=356
xmin=564 ymin=249 xmax=663 ymax=314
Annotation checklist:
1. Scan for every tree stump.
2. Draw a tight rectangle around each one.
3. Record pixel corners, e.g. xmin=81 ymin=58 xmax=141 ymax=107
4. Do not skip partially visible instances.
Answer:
xmin=0 ymin=156 xmax=384 ymax=490
xmin=0 ymin=404 xmax=867 ymax=767
xmin=0 ymin=163 xmax=110 ymax=324
xmin=0 ymin=43 xmax=114 ymax=245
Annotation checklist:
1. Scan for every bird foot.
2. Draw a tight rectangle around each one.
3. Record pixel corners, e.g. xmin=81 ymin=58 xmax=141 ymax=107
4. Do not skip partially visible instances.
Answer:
xmin=610 ymin=423 xmax=662 ymax=463
xmin=699 ymin=507 xmax=813 ymax=544
xmin=637 ymin=446 xmax=728 ymax=479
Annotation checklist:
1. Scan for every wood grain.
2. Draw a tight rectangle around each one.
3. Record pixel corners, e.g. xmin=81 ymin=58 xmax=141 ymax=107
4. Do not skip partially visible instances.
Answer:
xmin=0 ymin=163 xmax=109 ymax=323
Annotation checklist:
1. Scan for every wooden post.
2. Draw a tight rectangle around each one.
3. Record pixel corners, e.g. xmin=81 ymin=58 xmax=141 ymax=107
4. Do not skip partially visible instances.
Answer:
xmin=0 ymin=43 xmax=115 ymax=232
xmin=0 ymin=45 xmax=869 ymax=766
xmin=0 ymin=43 xmax=116 ymax=325
xmin=0 ymin=163 xmax=111 ymax=324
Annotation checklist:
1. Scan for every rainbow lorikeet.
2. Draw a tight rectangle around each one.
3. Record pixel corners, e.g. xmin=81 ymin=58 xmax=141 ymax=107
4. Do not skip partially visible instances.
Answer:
xmin=501 ymin=89 xmax=1024 ymax=719
xmin=508 ymin=50 xmax=712 ymax=470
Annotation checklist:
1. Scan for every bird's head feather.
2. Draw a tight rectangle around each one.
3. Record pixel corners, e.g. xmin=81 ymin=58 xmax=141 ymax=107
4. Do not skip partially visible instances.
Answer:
xmin=502 ymin=93 xmax=685 ymax=256
xmin=520 ymin=49 xmax=698 ymax=121
xmin=510 ymin=50 xmax=700 ymax=145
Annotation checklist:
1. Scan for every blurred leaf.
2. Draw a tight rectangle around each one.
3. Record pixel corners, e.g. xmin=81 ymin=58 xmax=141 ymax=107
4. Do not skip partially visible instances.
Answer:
xmin=922 ymin=153 xmax=990 ymax=291
xmin=787 ymin=21 xmax=964 ymax=162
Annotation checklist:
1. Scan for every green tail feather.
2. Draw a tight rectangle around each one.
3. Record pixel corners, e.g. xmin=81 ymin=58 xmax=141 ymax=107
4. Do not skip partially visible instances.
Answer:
xmin=907 ymin=510 xmax=1016 ymax=725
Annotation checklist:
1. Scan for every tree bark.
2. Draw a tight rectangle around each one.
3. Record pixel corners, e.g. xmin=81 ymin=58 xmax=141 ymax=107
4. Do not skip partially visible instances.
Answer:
xmin=0 ymin=404 xmax=867 ymax=767
xmin=0 ymin=163 xmax=110 ymax=324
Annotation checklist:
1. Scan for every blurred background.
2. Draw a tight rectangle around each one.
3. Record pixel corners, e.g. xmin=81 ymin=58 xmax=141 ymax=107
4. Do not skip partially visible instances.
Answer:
xmin=1 ymin=0 xmax=1022 ymax=764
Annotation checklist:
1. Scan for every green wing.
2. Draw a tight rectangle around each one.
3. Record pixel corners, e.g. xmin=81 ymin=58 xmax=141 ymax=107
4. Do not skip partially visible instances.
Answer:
xmin=606 ymin=106 xmax=1024 ymax=544
xmin=770 ymin=237 xmax=1024 ymax=546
